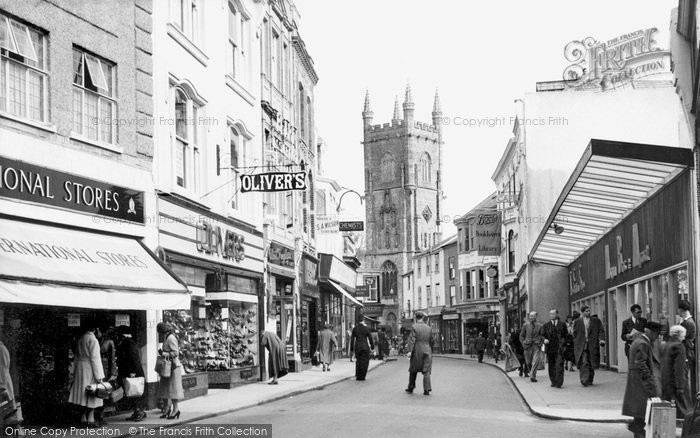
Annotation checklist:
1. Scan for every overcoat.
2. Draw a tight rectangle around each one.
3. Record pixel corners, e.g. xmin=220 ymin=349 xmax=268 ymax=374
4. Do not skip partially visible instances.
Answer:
xmin=317 ymin=329 xmax=337 ymax=364
xmin=661 ymin=340 xmax=691 ymax=417
xmin=158 ymin=332 xmax=183 ymax=400
xmin=542 ymin=319 xmax=567 ymax=357
xmin=407 ymin=321 xmax=434 ymax=374
xmin=68 ymin=331 xmax=105 ymax=408
xmin=622 ymin=335 xmax=660 ymax=418
xmin=116 ymin=337 xmax=144 ymax=379
xmin=262 ymin=331 xmax=288 ymax=378
xmin=519 ymin=322 xmax=544 ymax=350
xmin=475 ymin=337 xmax=487 ymax=352
xmin=621 ymin=316 xmax=647 ymax=357
xmin=0 ymin=341 xmax=14 ymax=402
xmin=573 ymin=317 xmax=605 ymax=368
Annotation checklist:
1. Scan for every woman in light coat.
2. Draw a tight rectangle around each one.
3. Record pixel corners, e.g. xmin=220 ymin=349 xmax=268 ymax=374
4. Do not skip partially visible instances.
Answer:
xmin=157 ymin=322 xmax=183 ymax=420
xmin=68 ymin=317 xmax=105 ymax=427
xmin=661 ymin=325 xmax=692 ymax=419
xmin=317 ymin=323 xmax=338 ymax=372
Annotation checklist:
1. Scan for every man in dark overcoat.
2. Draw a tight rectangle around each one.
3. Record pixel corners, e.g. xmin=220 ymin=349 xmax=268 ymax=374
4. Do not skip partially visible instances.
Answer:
xmin=622 ymin=321 xmax=662 ymax=438
xmin=573 ymin=305 xmax=605 ymax=386
xmin=621 ymin=304 xmax=647 ymax=359
xmin=351 ymin=319 xmax=374 ymax=381
xmin=405 ymin=311 xmax=434 ymax=395
xmin=543 ymin=309 xmax=567 ymax=388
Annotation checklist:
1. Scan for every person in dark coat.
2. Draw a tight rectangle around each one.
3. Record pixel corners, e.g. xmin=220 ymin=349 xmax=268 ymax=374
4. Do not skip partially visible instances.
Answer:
xmin=351 ymin=320 xmax=374 ymax=381
xmin=661 ymin=325 xmax=691 ymax=419
xmin=261 ymin=329 xmax=288 ymax=384
xmin=563 ymin=315 xmax=576 ymax=371
xmin=679 ymin=300 xmax=696 ymax=387
xmin=405 ymin=311 xmax=434 ymax=395
xmin=378 ymin=328 xmax=390 ymax=362
xmin=543 ymin=309 xmax=568 ymax=388
xmin=623 ymin=321 xmax=662 ymax=438
xmin=573 ymin=305 xmax=605 ymax=386
xmin=621 ymin=304 xmax=647 ymax=359
xmin=509 ymin=328 xmax=525 ymax=376
xmin=475 ymin=332 xmax=487 ymax=363
xmin=494 ymin=333 xmax=503 ymax=363
xmin=116 ymin=325 xmax=146 ymax=422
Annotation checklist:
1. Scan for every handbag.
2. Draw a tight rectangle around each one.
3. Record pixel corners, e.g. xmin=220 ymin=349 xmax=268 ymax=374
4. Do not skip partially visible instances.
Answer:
xmin=536 ymin=348 xmax=546 ymax=371
xmin=155 ymin=356 xmax=172 ymax=378
xmin=85 ymin=381 xmax=112 ymax=399
xmin=109 ymin=386 xmax=124 ymax=403
xmin=123 ymin=377 xmax=145 ymax=398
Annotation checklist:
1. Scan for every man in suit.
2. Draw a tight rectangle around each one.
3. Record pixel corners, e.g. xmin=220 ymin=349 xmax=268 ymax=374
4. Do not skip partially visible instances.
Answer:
xmin=621 ymin=304 xmax=647 ymax=359
xmin=520 ymin=311 xmax=544 ymax=382
xmin=405 ymin=311 xmax=434 ymax=395
xmin=622 ymin=321 xmax=662 ymax=438
xmin=475 ymin=332 xmax=487 ymax=363
xmin=543 ymin=309 xmax=567 ymax=388
xmin=679 ymin=299 xmax=696 ymax=390
xmin=573 ymin=305 xmax=605 ymax=386
xmin=351 ymin=319 xmax=374 ymax=381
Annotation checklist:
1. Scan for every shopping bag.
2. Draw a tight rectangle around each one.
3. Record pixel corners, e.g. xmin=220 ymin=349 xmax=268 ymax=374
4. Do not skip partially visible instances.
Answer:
xmin=108 ymin=386 xmax=124 ymax=403
xmin=123 ymin=377 xmax=145 ymax=398
xmin=155 ymin=356 xmax=172 ymax=378
xmin=534 ymin=348 xmax=545 ymax=371
xmin=646 ymin=398 xmax=675 ymax=438
xmin=85 ymin=382 xmax=112 ymax=399
xmin=503 ymin=344 xmax=518 ymax=372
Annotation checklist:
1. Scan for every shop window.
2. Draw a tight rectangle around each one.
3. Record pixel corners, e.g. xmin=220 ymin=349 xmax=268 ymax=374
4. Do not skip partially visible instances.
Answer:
xmin=1 ymin=14 xmax=47 ymax=123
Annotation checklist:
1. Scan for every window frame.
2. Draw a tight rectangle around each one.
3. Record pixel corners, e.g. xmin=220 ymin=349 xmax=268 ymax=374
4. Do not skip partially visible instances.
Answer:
xmin=71 ymin=47 xmax=117 ymax=145
xmin=171 ymin=85 xmax=203 ymax=193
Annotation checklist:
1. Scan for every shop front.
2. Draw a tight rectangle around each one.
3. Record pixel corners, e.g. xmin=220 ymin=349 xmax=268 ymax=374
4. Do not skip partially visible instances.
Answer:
xmin=319 ymin=253 xmax=362 ymax=359
xmin=529 ymin=140 xmax=695 ymax=383
xmin=156 ymin=196 xmax=264 ymax=391
xmin=299 ymin=254 xmax=319 ymax=368
xmin=267 ymin=241 xmax=299 ymax=371
xmin=441 ymin=312 xmax=461 ymax=354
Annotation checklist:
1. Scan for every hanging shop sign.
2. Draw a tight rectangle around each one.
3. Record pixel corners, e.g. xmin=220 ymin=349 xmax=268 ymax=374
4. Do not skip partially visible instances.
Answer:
xmin=316 ymin=215 xmax=339 ymax=233
xmin=0 ymin=156 xmax=144 ymax=223
xmin=474 ymin=211 xmax=501 ymax=256
xmin=196 ymin=221 xmax=246 ymax=262
xmin=355 ymin=285 xmax=369 ymax=297
xmin=240 ymin=172 xmax=306 ymax=193
xmin=443 ymin=314 xmax=459 ymax=320
xmin=67 ymin=314 xmax=81 ymax=327
xmin=604 ymin=222 xmax=651 ymax=280
xmin=268 ymin=242 xmax=295 ymax=269
xmin=339 ymin=221 xmax=364 ymax=232
xmin=115 ymin=314 xmax=130 ymax=327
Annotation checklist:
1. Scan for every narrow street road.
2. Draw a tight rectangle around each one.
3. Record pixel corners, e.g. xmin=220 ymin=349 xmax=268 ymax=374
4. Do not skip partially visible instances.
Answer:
xmin=194 ymin=357 xmax=630 ymax=437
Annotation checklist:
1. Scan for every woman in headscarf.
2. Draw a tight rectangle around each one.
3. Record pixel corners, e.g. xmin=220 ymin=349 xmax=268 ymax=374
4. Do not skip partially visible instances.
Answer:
xmin=156 ymin=322 xmax=183 ymax=419
xmin=261 ymin=328 xmax=288 ymax=384
xmin=317 ymin=323 xmax=338 ymax=372
xmin=116 ymin=325 xmax=146 ymax=422
xmin=661 ymin=324 xmax=691 ymax=419
xmin=68 ymin=317 xmax=105 ymax=427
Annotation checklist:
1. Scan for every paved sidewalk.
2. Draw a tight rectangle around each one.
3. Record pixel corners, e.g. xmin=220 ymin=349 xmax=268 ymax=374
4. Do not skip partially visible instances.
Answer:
xmin=435 ymin=353 xmax=627 ymax=422
xmin=107 ymin=358 xmax=383 ymax=434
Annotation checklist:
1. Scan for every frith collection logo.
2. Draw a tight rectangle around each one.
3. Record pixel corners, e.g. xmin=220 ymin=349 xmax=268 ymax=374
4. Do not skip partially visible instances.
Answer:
xmin=562 ymin=28 xmax=669 ymax=90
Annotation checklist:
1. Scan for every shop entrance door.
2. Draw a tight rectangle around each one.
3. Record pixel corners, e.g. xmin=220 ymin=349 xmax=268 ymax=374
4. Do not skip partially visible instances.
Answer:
xmin=273 ymin=298 xmax=293 ymax=356
xmin=608 ymin=288 xmax=619 ymax=371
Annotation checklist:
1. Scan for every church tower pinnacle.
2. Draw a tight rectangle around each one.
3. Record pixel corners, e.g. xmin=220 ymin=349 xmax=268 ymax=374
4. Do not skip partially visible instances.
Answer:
xmin=392 ymin=96 xmax=401 ymax=123
xmin=362 ymin=90 xmax=373 ymax=129
xmin=402 ymin=83 xmax=415 ymax=124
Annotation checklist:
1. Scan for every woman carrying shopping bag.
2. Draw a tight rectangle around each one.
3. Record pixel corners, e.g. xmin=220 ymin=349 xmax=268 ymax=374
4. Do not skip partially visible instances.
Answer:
xmin=156 ymin=323 xmax=183 ymax=420
xmin=117 ymin=326 xmax=146 ymax=422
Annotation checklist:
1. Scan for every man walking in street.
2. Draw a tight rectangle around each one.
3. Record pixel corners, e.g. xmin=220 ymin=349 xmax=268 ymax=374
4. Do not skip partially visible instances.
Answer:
xmin=405 ymin=311 xmax=434 ymax=395
xmin=475 ymin=332 xmax=487 ymax=363
xmin=520 ymin=311 xmax=544 ymax=382
xmin=543 ymin=309 xmax=567 ymax=388
xmin=621 ymin=304 xmax=647 ymax=359
xmin=573 ymin=305 xmax=605 ymax=386
xmin=622 ymin=321 xmax=662 ymax=438
xmin=351 ymin=318 xmax=374 ymax=381
xmin=679 ymin=299 xmax=696 ymax=390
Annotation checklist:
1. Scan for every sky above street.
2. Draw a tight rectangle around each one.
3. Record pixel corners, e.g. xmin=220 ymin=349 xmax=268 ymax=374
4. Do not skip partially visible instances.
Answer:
xmin=293 ymin=0 xmax=677 ymax=235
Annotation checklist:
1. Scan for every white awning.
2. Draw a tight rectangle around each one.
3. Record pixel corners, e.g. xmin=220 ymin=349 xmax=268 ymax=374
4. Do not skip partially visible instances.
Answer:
xmin=328 ymin=280 xmax=363 ymax=307
xmin=0 ymin=218 xmax=190 ymax=310
xmin=530 ymin=139 xmax=694 ymax=266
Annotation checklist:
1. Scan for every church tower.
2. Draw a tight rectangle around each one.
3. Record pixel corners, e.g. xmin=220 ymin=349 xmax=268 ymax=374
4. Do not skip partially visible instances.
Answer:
xmin=360 ymin=86 xmax=443 ymax=326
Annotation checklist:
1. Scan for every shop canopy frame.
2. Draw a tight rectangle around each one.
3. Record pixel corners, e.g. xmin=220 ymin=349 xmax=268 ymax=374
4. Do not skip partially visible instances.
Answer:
xmin=327 ymin=280 xmax=363 ymax=308
xmin=530 ymin=139 xmax=694 ymax=267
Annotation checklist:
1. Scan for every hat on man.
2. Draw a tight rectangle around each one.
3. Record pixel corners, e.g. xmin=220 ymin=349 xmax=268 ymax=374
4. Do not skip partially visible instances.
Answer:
xmin=646 ymin=321 xmax=662 ymax=332
xmin=414 ymin=311 xmax=426 ymax=319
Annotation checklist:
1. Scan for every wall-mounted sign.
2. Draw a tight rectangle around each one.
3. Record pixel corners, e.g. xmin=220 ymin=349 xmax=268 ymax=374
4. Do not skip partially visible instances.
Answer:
xmin=0 ymin=156 xmax=145 ymax=223
xmin=443 ymin=314 xmax=459 ymax=320
xmin=115 ymin=314 xmax=130 ymax=327
xmin=475 ymin=211 xmax=501 ymax=256
xmin=67 ymin=314 xmax=81 ymax=327
xmin=240 ymin=172 xmax=306 ymax=193
xmin=196 ymin=221 xmax=245 ymax=262
xmin=339 ymin=221 xmax=364 ymax=232
xmin=355 ymin=285 xmax=369 ymax=297
xmin=604 ymin=222 xmax=651 ymax=280
xmin=269 ymin=242 xmax=295 ymax=268
xmin=316 ymin=215 xmax=339 ymax=233
xmin=486 ymin=266 xmax=498 ymax=278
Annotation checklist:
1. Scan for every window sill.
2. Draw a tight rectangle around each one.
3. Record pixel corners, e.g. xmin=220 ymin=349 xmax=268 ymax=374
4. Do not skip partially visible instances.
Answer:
xmin=225 ymin=75 xmax=255 ymax=106
xmin=70 ymin=132 xmax=123 ymax=154
xmin=167 ymin=23 xmax=209 ymax=67
xmin=0 ymin=111 xmax=57 ymax=134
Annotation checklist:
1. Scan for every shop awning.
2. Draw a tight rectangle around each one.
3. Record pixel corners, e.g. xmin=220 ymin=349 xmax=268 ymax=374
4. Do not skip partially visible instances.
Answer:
xmin=530 ymin=139 xmax=693 ymax=266
xmin=0 ymin=218 xmax=190 ymax=310
xmin=327 ymin=280 xmax=363 ymax=307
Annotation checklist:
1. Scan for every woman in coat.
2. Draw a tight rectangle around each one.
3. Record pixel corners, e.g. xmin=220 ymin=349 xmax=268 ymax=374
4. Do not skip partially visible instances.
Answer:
xmin=378 ymin=328 xmax=390 ymax=361
xmin=623 ymin=322 xmax=661 ymax=436
xmin=509 ymin=328 xmax=526 ymax=376
xmin=157 ymin=322 xmax=183 ymax=420
xmin=116 ymin=326 xmax=146 ymax=422
xmin=317 ymin=323 xmax=337 ymax=372
xmin=661 ymin=325 xmax=691 ymax=419
xmin=261 ymin=329 xmax=288 ymax=384
xmin=68 ymin=317 xmax=105 ymax=427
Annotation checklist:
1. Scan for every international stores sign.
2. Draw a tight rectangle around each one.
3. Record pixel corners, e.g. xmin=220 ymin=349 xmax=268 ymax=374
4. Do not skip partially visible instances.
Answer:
xmin=240 ymin=172 xmax=306 ymax=193
xmin=0 ymin=156 xmax=145 ymax=223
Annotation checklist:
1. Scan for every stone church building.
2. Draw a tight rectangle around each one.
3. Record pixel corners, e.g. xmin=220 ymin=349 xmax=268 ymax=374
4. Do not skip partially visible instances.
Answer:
xmin=357 ymin=85 xmax=444 ymax=333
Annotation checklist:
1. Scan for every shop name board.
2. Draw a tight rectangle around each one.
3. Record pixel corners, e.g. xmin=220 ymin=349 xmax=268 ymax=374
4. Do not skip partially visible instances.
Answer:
xmin=316 ymin=215 xmax=339 ymax=233
xmin=355 ymin=285 xmax=369 ymax=297
xmin=196 ymin=221 xmax=245 ymax=262
xmin=339 ymin=221 xmax=364 ymax=232
xmin=604 ymin=223 xmax=651 ymax=280
xmin=303 ymin=258 xmax=318 ymax=286
xmin=363 ymin=304 xmax=383 ymax=314
xmin=240 ymin=172 xmax=306 ymax=193
xmin=0 ymin=156 xmax=144 ymax=223
xmin=329 ymin=258 xmax=356 ymax=290
xmin=475 ymin=211 xmax=501 ymax=256
xmin=443 ymin=314 xmax=459 ymax=320
xmin=268 ymin=242 xmax=294 ymax=268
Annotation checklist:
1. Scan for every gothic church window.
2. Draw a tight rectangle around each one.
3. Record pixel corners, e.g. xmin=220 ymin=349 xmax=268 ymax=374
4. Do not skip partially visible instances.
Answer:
xmin=420 ymin=152 xmax=432 ymax=182
xmin=380 ymin=153 xmax=395 ymax=181
xmin=381 ymin=260 xmax=397 ymax=296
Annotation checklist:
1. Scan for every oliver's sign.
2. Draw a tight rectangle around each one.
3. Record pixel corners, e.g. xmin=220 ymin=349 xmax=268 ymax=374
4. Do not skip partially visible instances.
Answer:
xmin=240 ymin=172 xmax=306 ymax=193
